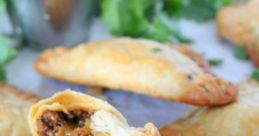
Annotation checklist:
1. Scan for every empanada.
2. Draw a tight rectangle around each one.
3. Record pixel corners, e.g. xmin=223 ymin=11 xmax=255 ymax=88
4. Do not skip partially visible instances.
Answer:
xmin=160 ymin=80 xmax=259 ymax=136
xmin=217 ymin=0 xmax=259 ymax=66
xmin=35 ymin=38 xmax=237 ymax=106
xmin=0 ymin=82 xmax=39 ymax=136
xmin=28 ymin=90 xmax=160 ymax=136
xmin=175 ymin=45 xmax=210 ymax=73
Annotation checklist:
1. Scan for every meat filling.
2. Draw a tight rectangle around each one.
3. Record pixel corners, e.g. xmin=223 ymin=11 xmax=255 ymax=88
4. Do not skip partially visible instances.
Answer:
xmin=37 ymin=110 xmax=94 ymax=136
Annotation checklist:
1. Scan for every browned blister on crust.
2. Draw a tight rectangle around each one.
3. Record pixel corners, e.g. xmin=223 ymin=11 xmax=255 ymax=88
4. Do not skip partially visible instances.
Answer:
xmin=35 ymin=38 xmax=237 ymax=106
xmin=160 ymin=80 xmax=259 ymax=136
xmin=216 ymin=0 xmax=259 ymax=66
xmin=179 ymin=74 xmax=237 ymax=105
xmin=175 ymin=46 xmax=210 ymax=73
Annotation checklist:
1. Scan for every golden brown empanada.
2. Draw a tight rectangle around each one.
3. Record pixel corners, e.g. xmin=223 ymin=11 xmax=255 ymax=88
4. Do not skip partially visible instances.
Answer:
xmin=0 ymin=82 xmax=39 ymax=136
xmin=160 ymin=80 xmax=259 ymax=136
xmin=175 ymin=45 xmax=210 ymax=73
xmin=217 ymin=0 xmax=259 ymax=66
xmin=28 ymin=90 xmax=160 ymax=136
xmin=35 ymin=38 xmax=237 ymax=106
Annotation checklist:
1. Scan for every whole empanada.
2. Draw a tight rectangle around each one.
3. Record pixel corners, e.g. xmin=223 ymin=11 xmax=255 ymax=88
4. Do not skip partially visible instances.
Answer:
xmin=35 ymin=38 xmax=237 ymax=106
xmin=160 ymin=80 xmax=259 ymax=136
xmin=28 ymin=90 xmax=160 ymax=136
xmin=217 ymin=0 xmax=259 ymax=66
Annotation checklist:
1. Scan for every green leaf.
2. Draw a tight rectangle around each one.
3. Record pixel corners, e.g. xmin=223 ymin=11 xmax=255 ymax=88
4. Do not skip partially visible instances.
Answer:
xmin=152 ymin=47 xmax=162 ymax=53
xmin=0 ymin=0 xmax=5 ymax=11
xmin=163 ymin=0 xmax=184 ymax=17
xmin=145 ymin=12 xmax=192 ymax=43
xmin=208 ymin=58 xmax=223 ymax=67
xmin=251 ymin=68 xmax=259 ymax=81
xmin=0 ymin=66 xmax=6 ymax=81
xmin=187 ymin=0 xmax=234 ymax=21
xmin=101 ymin=0 xmax=155 ymax=37
xmin=234 ymin=46 xmax=249 ymax=60
xmin=0 ymin=36 xmax=17 ymax=65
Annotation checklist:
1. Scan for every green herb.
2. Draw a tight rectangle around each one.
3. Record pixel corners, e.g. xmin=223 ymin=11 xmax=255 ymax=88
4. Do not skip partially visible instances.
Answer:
xmin=208 ymin=58 xmax=223 ymax=67
xmin=152 ymin=47 xmax=162 ymax=53
xmin=101 ymin=0 xmax=191 ymax=43
xmin=0 ymin=36 xmax=17 ymax=81
xmin=163 ymin=0 xmax=184 ymax=18
xmin=164 ymin=0 xmax=234 ymax=21
xmin=234 ymin=46 xmax=249 ymax=60
xmin=144 ymin=12 xmax=192 ymax=43
xmin=251 ymin=68 xmax=259 ymax=81
xmin=0 ymin=0 xmax=5 ymax=11
xmin=101 ymin=0 xmax=155 ymax=37
xmin=0 ymin=67 xmax=5 ymax=81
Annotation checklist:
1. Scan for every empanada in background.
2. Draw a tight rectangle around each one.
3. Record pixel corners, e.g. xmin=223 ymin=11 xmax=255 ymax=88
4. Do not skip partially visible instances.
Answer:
xmin=0 ymin=82 xmax=39 ymax=136
xmin=217 ymin=0 xmax=259 ymax=66
xmin=35 ymin=38 xmax=237 ymax=106
xmin=28 ymin=90 xmax=160 ymax=136
xmin=160 ymin=80 xmax=259 ymax=136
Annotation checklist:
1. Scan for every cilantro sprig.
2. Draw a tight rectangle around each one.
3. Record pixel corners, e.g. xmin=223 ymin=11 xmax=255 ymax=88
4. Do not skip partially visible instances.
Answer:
xmin=0 ymin=36 xmax=17 ymax=81
xmin=234 ymin=46 xmax=249 ymax=60
xmin=251 ymin=68 xmax=259 ymax=81
xmin=101 ymin=0 xmax=233 ymax=43
xmin=209 ymin=58 xmax=223 ymax=67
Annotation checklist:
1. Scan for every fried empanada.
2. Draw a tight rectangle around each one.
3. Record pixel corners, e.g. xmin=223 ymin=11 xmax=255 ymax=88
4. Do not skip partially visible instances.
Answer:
xmin=0 ymin=82 xmax=39 ymax=136
xmin=175 ymin=45 xmax=210 ymax=73
xmin=160 ymin=80 xmax=259 ymax=136
xmin=35 ymin=38 xmax=237 ymax=106
xmin=28 ymin=90 xmax=160 ymax=136
xmin=217 ymin=0 xmax=259 ymax=66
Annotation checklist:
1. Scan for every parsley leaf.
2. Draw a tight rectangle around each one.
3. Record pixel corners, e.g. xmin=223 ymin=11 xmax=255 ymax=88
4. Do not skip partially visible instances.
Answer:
xmin=251 ymin=68 xmax=259 ymax=81
xmin=163 ymin=0 xmax=234 ymax=21
xmin=152 ymin=47 xmax=162 ymax=53
xmin=0 ymin=36 xmax=17 ymax=81
xmin=0 ymin=36 xmax=17 ymax=65
xmin=101 ymin=0 xmax=155 ymax=37
xmin=209 ymin=58 xmax=223 ymax=67
xmin=234 ymin=46 xmax=249 ymax=60
xmin=0 ymin=0 xmax=5 ymax=11
xmin=101 ymin=0 xmax=192 ymax=43
xmin=0 ymin=67 xmax=5 ymax=81
xmin=144 ymin=12 xmax=192 ymax=43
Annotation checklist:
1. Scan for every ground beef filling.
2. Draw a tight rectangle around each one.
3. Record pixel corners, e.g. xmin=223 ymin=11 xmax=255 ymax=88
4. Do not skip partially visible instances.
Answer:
xmin=37 ymin=110 xmax=94 ymax=136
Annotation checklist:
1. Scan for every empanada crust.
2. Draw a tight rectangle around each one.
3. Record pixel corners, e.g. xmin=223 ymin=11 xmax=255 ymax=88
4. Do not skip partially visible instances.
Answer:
xmin=160 ymin=80 xmax=259 ymax=136
xmin=0 ymin=82 xmax=39 ymax=136
xmin=35 ymin=38 xmax=237 ymax=106
xmin=28 ymin=90 xmax=160 ymax=136
xmin=217 ymin=0 xmax=259 ymax=66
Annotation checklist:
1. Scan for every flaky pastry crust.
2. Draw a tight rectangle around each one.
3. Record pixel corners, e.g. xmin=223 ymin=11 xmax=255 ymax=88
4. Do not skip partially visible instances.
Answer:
xmin=28 ymin=90 xmax=160 ymax=136
xmin=35 ymin=38 xmax=237 ymax=106
xmin=0 ymin=82 xmax=39 ymax=136
xmin=160 ymin=80 xmax=259 ymax=136
xmin=217 ymin=0 xmax=259 ymax=66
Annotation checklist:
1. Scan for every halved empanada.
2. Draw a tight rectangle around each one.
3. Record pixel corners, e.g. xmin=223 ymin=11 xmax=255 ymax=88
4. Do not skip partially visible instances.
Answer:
xmin=28 ymin=90 xmax=160 ymax=136
xmin=160 ymin=80 xmax=259 ymax=136
xmin=35 ymin=38 xmax=237 ymax=106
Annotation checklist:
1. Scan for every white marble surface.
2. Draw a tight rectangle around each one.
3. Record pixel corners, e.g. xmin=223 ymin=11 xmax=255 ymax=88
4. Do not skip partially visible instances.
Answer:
xmin=1 ymin=12 xmax=255 ymax=128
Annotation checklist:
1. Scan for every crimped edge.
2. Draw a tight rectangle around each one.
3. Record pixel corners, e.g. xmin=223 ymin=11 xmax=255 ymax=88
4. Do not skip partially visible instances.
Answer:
xmin=179 ymin=74 xmax=238 ymax=106
xmin=0 ymin=82 xmax=40 ymax=103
